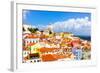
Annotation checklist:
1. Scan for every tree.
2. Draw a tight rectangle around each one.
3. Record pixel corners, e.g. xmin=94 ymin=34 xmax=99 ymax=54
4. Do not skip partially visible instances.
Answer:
xmin=49 ymin=30 xmax=52 ymax=34
xmin=28 ymin=28 xmax=39 ymax=33
xmin=23 ymin=27 xmax=26 ymax=31
xmin=34 ymin=28 xmax=39 ymax=31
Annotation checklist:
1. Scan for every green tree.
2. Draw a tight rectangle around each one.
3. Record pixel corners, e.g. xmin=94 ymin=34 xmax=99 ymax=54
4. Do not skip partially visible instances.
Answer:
xmin=23 ymin=27 xmax=26 ymax=31
xmin=28 ymin=28 xmax=39 ymax=33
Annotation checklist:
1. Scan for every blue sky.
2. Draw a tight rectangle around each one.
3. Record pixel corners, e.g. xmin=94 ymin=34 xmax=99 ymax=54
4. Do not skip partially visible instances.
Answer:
xmin=23 ymin=10 xmax=91 ymax=36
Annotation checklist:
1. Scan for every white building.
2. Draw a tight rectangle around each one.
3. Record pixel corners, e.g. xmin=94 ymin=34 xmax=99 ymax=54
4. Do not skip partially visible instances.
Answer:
xmin=24 ymin=38 xmax=39 ymax=47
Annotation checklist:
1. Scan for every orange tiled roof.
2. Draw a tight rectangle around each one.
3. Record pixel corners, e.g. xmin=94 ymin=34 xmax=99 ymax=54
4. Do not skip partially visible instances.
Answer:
xmin=41 ymin=54 xmax=58 ymax=61
xmin=39 ymin=47 xmax=57 ymax=52
xmin=27 ymin=43 xmax=36 ymax=46
xmin=25 ymin=34 xmax=39 ymax=39
xmin=71 ymin=38 xmax=81 ymax=44
xmin=41 ymin=54 xmax=69 ymax=61
xmin=55 ymin=54 xmax=66 ymax=59
xmin=40 ymin=35 xmax=48 ymax=39
xmin=23 ymin=56 xmax=29 ymax=61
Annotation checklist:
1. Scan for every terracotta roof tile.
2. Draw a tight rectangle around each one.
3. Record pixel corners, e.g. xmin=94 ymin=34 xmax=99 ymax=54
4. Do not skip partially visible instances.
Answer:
xmin=41 ymin=54 xmax=58 ymax=61
xmin=25 ymin=34 xmax=39 ymax=38
xmin=27 ymin=43 xmax=36 ymax=46
xmin=39 ymin=47 xmax=57 ymax=52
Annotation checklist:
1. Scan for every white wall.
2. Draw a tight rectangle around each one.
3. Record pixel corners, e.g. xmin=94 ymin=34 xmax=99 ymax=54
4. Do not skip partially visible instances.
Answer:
xmin=0 ymin=0 xmax=100 ymax=73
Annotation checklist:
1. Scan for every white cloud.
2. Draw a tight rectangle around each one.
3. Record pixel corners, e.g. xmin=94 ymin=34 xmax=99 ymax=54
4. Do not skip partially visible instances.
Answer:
xmin=23 ymin=24 xmax=36 ymax=31
xmin=48 ymin=17 xmax=91 ymax=36
xmin=23 ymin=10 xmax=30 ymax=20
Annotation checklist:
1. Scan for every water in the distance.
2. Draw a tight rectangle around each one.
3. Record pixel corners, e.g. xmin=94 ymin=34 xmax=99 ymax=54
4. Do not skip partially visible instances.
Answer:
xmin=75 ymin=35 xmax=91 ymax=41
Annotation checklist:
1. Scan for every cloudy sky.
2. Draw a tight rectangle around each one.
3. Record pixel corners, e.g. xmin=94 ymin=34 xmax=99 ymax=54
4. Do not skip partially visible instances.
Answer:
xmin=23 ymin=10 xmax=91 ymax=36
